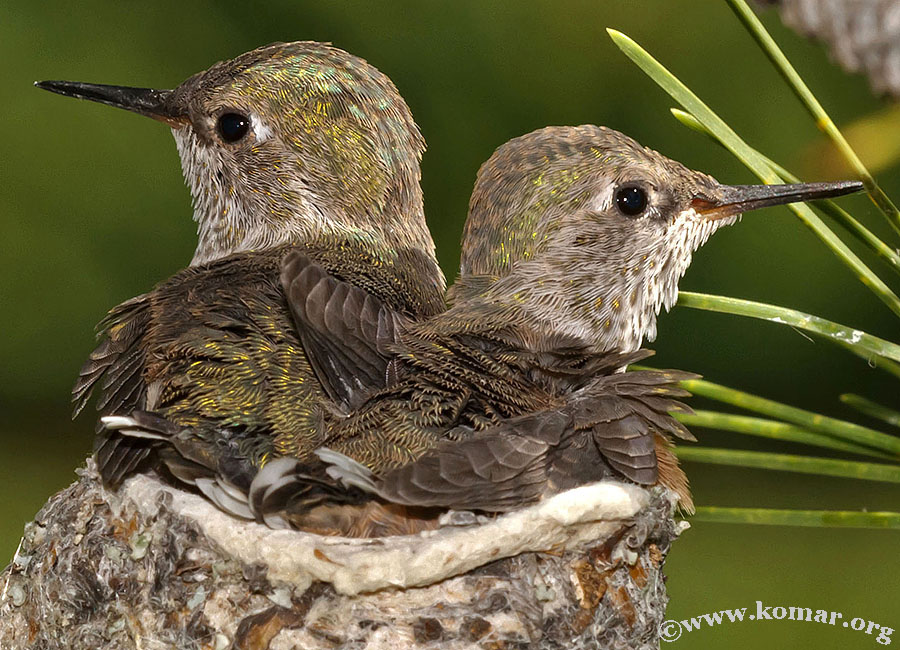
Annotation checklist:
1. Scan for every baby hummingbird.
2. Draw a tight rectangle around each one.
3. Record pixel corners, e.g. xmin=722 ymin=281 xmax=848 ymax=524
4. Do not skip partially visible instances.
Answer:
xmin=36 ymin=42 xmax=446 ymax=506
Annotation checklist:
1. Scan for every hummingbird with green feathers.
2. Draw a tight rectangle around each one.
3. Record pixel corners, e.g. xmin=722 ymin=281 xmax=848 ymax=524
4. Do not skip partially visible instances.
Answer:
xmin=238 ymin=125 xmax=862 ymax=535
xmin=36 ymin=42 xmax=446 ymax=508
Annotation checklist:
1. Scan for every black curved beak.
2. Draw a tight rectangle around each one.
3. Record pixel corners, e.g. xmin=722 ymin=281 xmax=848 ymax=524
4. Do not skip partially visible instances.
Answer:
xmin=34 ymin=81 xmax=187 ymax=127
xmin=694 ymin=180 xmax=865 ymax=221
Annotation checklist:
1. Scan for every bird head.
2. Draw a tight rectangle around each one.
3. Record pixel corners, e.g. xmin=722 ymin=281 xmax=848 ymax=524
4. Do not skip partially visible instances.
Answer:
xmin=37 ymin=42 xmax=439 ymax=272
xmin=452 ymin=125 xmax=861 ymax=351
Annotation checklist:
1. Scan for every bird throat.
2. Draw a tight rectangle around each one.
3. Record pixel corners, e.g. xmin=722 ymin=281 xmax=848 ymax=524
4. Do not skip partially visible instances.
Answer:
xmin=173 ymin=128 xmax=366 ymax=266
xmin=553 ymin=208 xmax=730 ymax=353
xmin=470 ymin=208 xmax=732 ymax=355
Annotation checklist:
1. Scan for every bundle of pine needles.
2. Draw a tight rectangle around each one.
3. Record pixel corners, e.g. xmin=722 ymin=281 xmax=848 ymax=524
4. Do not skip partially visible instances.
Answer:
xmin=610 ymin=0 xmax=900 ymax=530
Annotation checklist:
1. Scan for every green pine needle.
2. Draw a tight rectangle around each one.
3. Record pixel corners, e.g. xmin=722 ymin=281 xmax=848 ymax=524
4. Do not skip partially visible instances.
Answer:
xmin=677 ymin=291 xmax=900 ymax=365
xmin=678 ymin=410 xmax=892 ymax=459
xmin=675 ymin=447 xmax=900 ymax=483
xmin=689 ymin=507 xmax=900 ymax=529
xmin=840 ymin=394 xmax=900 ymax=428
xmin=828 ymin=337 xmax=900 ymax=380
xmin=680 ymin=378 xmax=900 ymax=456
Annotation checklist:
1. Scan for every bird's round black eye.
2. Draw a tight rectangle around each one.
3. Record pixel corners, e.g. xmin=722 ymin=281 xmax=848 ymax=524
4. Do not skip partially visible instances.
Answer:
xmin=615 ymin=186 xmax=648 ymax=217
xmin=217 ymin=113 xmax=250 ymax=143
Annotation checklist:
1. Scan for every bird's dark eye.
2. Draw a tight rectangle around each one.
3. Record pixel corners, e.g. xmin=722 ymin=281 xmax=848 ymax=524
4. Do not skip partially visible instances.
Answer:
xmin=615 ymin=186 xmax=648 ymax=217
xmin=217 ymin=113 xmax=250 ymax=143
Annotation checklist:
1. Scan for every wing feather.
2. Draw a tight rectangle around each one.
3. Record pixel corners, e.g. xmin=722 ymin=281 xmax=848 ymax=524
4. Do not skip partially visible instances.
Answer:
xmin=281 ymin=250 xmax=406 ymax=410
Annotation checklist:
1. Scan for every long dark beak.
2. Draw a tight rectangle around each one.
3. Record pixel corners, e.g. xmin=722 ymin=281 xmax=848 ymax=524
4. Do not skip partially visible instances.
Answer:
xmin=34 ymin=81 xmax=187 ymax=127
xmin=693 ymin=180 xmax=864 ymax=220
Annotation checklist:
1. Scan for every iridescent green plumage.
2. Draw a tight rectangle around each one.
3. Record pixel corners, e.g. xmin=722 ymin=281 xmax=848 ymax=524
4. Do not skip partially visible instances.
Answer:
xmin=76 ymin=240 xmax=442 ymax=492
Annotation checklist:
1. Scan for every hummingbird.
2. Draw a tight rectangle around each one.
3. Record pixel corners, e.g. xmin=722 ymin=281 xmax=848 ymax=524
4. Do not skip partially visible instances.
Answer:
xmin=35 ymin=42 xmax=446 ymax=509
xmin=241 ymin=125 xmax=863 ymax=534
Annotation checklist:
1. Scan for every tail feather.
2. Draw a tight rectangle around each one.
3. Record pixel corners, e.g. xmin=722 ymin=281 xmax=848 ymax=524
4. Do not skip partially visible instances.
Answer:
xmin=654 ymin=434 xmax=693 ymax=514
xmin=195 ymin=477 xmax=254 ymax=521
xmin=93 ymin=434 xmax=153 ymax=487
xmin=315 ymin=448 xmax=378 ymax=493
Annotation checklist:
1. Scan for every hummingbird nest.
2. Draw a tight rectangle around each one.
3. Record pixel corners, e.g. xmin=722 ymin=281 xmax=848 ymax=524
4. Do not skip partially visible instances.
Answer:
xmin=0 ymin=461 xmax=684 ymax=649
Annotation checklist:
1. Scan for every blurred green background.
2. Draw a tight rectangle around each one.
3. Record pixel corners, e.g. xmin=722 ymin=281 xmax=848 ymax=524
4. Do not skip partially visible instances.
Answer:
xmin=2 ymin=1 xmax=897 ymax=647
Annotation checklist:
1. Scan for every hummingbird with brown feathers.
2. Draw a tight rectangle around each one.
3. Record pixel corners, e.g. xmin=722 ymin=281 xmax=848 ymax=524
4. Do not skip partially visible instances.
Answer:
xmin=36 ymin=42 xmax=446 ymax=512
xmin=244 ymin=125 xmax=862 ymax=535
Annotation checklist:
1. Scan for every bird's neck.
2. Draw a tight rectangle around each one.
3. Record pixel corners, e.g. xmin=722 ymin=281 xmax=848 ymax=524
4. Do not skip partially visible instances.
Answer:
xmin=189 ymin=200 xmax=419 ymax=267
xmin=172 ymin=129 xmax=439 ymax=278
xmin=447 ymin=239 xmax=699 ymax=354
